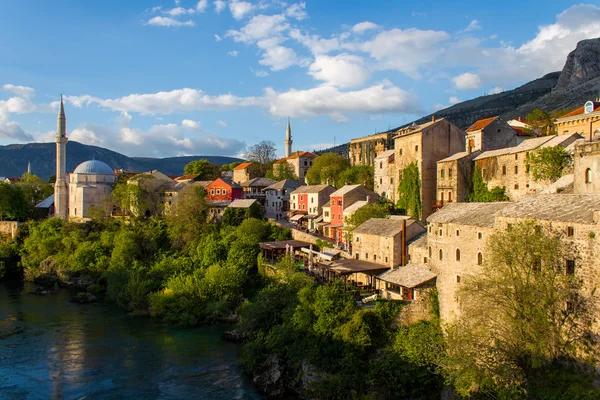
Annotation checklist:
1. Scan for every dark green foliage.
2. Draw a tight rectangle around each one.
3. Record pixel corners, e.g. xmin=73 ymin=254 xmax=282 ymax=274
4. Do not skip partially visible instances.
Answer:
xmin=344 ymin=202 xmax=390 ymax=233
xmin=265 ymin=162 xmax=297 ymax=180
xmin=335 ymin=165 xmax=374 ymax=190
xmin=397 ymin=162 xmax=422 ymax=219
xmin=0 ymin=182 xmax=28 ymax=220
xmin=305 ymin=153 xmax=350 ymax=185
xmin=222 ymin=202 xmax=265 ymax=226
xmin=468 ymin=166 xmax=509 ymax=202
xmin=0 ymin=240 xmax=21 ymax=280
xmin=526 ymin=145 xmax=570 ymax=182
xmin=182 ymin=159 xmax=221 ymax=180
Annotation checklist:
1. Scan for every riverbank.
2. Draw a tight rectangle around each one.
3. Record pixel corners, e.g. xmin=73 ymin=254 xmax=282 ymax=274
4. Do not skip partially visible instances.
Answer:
xmin=0 ymin=281 xmax=261 ymax=399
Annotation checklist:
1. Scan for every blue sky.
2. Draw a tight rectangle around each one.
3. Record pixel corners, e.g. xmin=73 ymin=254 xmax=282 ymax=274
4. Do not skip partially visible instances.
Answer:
xmin=0 ymin=0 xmax=598 ymax=158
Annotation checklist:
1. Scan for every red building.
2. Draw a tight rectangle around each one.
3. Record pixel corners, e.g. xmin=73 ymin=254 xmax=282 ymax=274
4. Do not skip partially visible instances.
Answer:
xmin=328 ymin=184 xmax=379 ymax=244
xmin=206 ymin=178 xmax=243 ymax=201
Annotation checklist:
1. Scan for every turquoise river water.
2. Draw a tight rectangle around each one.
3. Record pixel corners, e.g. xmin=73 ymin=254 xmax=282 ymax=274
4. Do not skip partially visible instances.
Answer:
xmin=0 ymin=281 xmax=262 ymax=399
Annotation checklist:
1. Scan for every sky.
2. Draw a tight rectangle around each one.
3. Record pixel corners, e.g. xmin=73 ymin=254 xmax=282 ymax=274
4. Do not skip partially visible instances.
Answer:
xmin=0 ymin=0 xmax=599 ymax=159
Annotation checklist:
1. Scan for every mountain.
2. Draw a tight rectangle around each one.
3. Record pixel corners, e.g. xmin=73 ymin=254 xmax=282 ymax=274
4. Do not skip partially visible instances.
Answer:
xmin=0 ymin=141 xmax=242 ymax=180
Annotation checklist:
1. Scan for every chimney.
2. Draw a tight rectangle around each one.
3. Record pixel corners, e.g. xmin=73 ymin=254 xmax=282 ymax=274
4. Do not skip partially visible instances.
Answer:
xmin=401 ymin=218 xmax=407 ymax=267
xmin=366 ymin=195 xmax=370 ymax=203
xmin=326 ymin=178 xmax=330 ymax=185
xmin=431 ymin=115 xmax=436 ymax=122
xmin=517 ymin=116 xmax=522 ymax=122
xmin=305 ymin=176 xmax=309 ymax=185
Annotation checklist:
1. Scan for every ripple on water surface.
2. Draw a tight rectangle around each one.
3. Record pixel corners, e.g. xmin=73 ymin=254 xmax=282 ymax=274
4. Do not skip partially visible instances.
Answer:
xmin=0 ymin=282 xmax=261 ymax=399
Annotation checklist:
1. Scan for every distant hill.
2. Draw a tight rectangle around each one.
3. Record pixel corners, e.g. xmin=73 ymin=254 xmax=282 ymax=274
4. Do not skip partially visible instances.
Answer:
xmin=0 ymin=141 xmax=242 ymax=180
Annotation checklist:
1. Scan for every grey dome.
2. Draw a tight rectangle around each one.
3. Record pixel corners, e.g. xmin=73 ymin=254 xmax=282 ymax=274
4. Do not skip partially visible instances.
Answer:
xmin=73 ymin=160 xmax=114 ymax=175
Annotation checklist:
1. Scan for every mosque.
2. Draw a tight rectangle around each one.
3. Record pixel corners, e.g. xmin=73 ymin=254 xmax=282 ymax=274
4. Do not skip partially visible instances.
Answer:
xmin=54 ymin=96 xmax=116 ymax=220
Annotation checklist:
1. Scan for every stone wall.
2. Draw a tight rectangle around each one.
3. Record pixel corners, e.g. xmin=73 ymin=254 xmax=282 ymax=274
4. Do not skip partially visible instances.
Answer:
xmin=0 ymin=221 xmax=21 ymax=239
xmin=476 ymin=150 xmax=542 ymax=200
xmin=349 ymin=132 xmax=394 ymax=167
xmin=374 ymin=152 xmax=396 ymax=202
xmin=574 ymin=140 xmax=600 ymax=194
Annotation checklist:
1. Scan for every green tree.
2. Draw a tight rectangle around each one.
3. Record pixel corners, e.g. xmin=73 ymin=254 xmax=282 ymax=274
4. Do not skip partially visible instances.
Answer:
xmin=336 ymin=165 xmax=374 ymax=190
xmin=183 ymin=159 xmax=221 ymax=180
xmin=17 ymin=173 xmax=54 ymax=210
xmin=526 ymin=145 xmax=569 ymax=182
xmin=245 ymin=141 xmax=277 ymax=177
xmin=305 ymin=153 xmax=349 ymax=185
xmin=443 ymin=222 xmax=598 ymax=397
xmin=266 ymin=162 xmax=297 ymax=180
xmin=525 ymin=108 xmax=554 ymax=136
xmin=222 ymin=202 xmax=265 ymax=226
xmin=397 ymin=162 xmax=422 ymax=220
xmin=165 ymin=185 xmax=209 ymax=251
xmin=0 ymin=183 xmax=28 ymax=220
xmin=467 ymin=166 xmax=509 ymax=202
xmin=344 ymin=202 xmax=390 ymax=233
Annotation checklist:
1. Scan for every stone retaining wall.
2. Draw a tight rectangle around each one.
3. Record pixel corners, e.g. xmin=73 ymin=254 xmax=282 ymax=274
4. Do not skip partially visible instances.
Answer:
xmin=0 ymin=221 xmax=21 ymax=240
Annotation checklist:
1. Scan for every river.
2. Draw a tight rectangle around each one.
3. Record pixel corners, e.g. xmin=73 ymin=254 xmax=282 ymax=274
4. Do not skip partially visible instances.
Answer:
xmin=0 ymin=281 xmax=261 ymax=400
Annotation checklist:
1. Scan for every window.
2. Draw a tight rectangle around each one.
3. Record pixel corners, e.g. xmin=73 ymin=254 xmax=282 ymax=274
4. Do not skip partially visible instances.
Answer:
xmin=210 ymin=189 xmax=214 ymax=195
xmin=399 ymin=148 xmax=403 ymax=155
xmin=567 ymin=226 xmax=574 ymax=237
xmin=478 ymin=232 xmax=483 ymax=239
xmin=514 ymin=165 xmax=518 ymax=174
xmin=373 ymin=255 xmax=377 ymax=261
xmin=325 ymin=211 xmax=329 ymax=217
xmin=438 ymin=228 xmax=443 ymax=236
xmin=216 ymin=189 xmax=221 ymax=195
xmin=439 ymin=249 xmax=443 ymax=261
xmin=456 ymin=249 xmax=461 ymax=261
xmin=304 ymin=161 xmax=308 ymax=166
xmin=585 ymin=100 xmax=594 ymax=114
xmin=514 ymin=184 xmax=519 ymax=189
xmin=428 ymin=246 xmax=432 ymax=257
xmin=448 ymin=192 xmax=452 ymax=201
xmin=428 ymin=225 xmax=432 ymax=233
xmin=355 ymin=236 xmax=359 ymax=242
xmin=456 ymin=229 xmax=460 ymax=236
xmin=415 ymin=145 xmax=419 ymax=152
xmin=566 ymin=259 xmax=575 ymax=275
xmin=390 ymin=177 xmax=394 ymax=184
xmin=385 ymin=257 xmax=388 ymax=263
xmin=502 ymin=165 xmax=507 ymax=175
xmin=585 ymin=168 xmax=592 ymax=184
xmin=311 ymin=197 xmax=314 ymax=203
xmin=380 ymin=162 xmax=383 ymax=169
xmin=477 ymin=252 xmax=483 ymax=265
xmin=380 ymin=178 xmax=383 ymax=184
xmin=449 ymin=168 xmax=453 ymax=178
xmin=515 ymin=153 xmax=518 ymax=160
xmin=526 ymin=165 xmax=531 ymax=174
xmin=355 ymin=254 xmax=359 ymax=260
xmin=457 ymin=275 xmax=462 ymax=283
xmin=441 ymin=169 xmax=445 ymax=179
xmin=482 ymin=168 xmax=486 ymax=177
xmin=337 ymin=200 xmax=342 ymax=206
xmin=365 ymin=253 xmax=369 ymax=260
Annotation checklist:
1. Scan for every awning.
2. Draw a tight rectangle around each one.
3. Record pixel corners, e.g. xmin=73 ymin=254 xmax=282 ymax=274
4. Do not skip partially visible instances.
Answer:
xmin=313 ymin=215 xmax=324 ymax=223
xmin=290 ymin=214 xmax=306 ymax=222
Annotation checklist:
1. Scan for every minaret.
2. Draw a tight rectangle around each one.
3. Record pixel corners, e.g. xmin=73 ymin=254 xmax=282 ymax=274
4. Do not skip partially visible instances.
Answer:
xmin=284 ymin=117 xmax=292 ymax=158
xmin=54 ymin=95 xmax=68 ymax=220
xmin=26 ymin=161 xmax=31 ymax=175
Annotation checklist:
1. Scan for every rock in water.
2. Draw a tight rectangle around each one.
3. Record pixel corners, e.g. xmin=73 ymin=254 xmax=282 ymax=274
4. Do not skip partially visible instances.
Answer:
xmin=70 ymin=292 xmax=97 ymax=304
xmin=221 ymin=329 xmax=246 ymax=343
xmin=252 ymin=355 xmax=285 ymax=399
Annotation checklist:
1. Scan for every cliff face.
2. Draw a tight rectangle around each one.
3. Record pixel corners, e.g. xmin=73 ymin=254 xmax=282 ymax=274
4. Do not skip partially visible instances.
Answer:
xmin=555 ymin=38 xmax=600 ymax=91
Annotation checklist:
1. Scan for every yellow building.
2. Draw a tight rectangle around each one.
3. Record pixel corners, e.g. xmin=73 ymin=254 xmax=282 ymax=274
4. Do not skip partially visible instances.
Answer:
xmin=555 ymin=99 xmax=600 ymax=140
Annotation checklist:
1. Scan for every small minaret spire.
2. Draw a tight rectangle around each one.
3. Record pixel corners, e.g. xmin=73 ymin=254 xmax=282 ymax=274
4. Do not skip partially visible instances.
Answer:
xmin=27 ymin=161 xmax=31 ymax=175
xmin=284 ymin=117 xmax=292 ymax=158
xmin=54 ymin=94 xmax=68 ymax=220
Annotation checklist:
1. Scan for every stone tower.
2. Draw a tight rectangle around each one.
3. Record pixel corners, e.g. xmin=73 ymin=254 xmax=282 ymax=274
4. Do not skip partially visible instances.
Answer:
xmin=54 ymin=95 xmax=68 ymax=220
xmin=285 ymin=117 xmax=292 ymax=158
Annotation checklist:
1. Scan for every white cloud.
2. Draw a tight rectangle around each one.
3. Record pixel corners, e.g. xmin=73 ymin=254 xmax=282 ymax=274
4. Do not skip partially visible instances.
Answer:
xmin=308 ymin=53 xmax=370 ymax=88
xmin=286 ymin=3 xmax=307 ymax=21
xmin=69 ymin=127 xmax=105 ymax=146
xmin=147 ymin=16 xmax=195 ymax=27
xmin=163 ymin=7 xmax=194 ymax=16
xmin=351 ymin=21 xmax=380 ymax=34
xmin=66 ymin=89 xmax=262 ymax=114
xmin=214 ymin=0 xmax=226 ymax=13
xmin=214 ymin=34 xmax=223 ymax=41
xmin=264 ymin=81 xmax=422 ymax=121
xmin=452 ymin=72 xmax=481 ymax=90
xmin=359 ymin=28 xmax=450 ymax=78
xmin=257 ymin=38 xmax=304 ymax=71
xmin=228 ymin=50 xmax=239 ymax=57
xmin=251 ymin=68 xmax=269 ymax=77
xmin=227 ymin=14 xmax=288 ymax=42
xmin=2 ymin=84 xmax=35 ymax=99
xmin=182 ymin=119 xmax=202 ymax=130
xmin=289 ymin=29 xmax=340 ymax=55
xmin=488 ymin=86 xmax=503 ymax=94
xmin=462 ymin=20 xmax=481 ymax=33
xmin=432 ymin=104 xmax=446 ymax=112
xmin=449 ymin=96 xmax=460 ymax=105
xmin=411 ymin=11 xmax=426 ymax=17
xmin=217 ymin=120 xmax=227 ymax=127
xmin=196 ymin=0 xmax=208 ymax=12
xmin=229 ymin=0 xmax=254 ymax=20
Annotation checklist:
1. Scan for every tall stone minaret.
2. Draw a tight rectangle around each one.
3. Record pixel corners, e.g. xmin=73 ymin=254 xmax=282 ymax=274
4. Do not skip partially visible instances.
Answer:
xmin=26 ymin=161 xmax=31 ymax=175
xmin=54 ymin=95 xmax=68 ymax=220
xmin=284 ymin=117 xmax=292 ymax=158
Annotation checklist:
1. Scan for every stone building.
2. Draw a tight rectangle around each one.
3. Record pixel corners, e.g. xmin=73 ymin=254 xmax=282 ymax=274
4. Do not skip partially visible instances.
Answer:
xmin=126 ymin=170 xmax=175 ymax=216
xmin=264 ymin=179 xmax=303 ymax=220
xmin=465 ymin=116 xmax=517 ymax=153
xmin=425 ymin=195 xmax=600 ymax=335
xmin=374 ymin=150 xmax=396 ymax=203
xmin=554 ymin=99 xmax=600 ymax=140
xmin=349 ymin=130 xmax=395 ymax=167
xmin=393 ymin=117 xmax=466 ymax=220
xmin=232 ymin=162 xmax=253 ymax=184
xmin=473 ymin=133 xmax=581 ymax=201
xmin=573 ymin=139 xmax=600 ymax=194
xmin=273 ymin=151 xmax=317 ymax=180
xmin=351 ymin=217 xmax=425 ymax=268
xmin=435 ymin=151 xmax=480 ymax=207
xmin=68 ymin=160 xmax=116 ymax=220
xmin=240 ymin=177 xmax=276 ymax=206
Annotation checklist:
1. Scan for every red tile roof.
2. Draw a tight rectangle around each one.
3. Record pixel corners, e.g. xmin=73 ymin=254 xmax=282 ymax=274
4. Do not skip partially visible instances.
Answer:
xmin=287 ymin=151 xmax=317 ymax=159
xmin=559 ymin=103 xmax=600 ymax=118
xmin=466 ymin=116 xmax=498 ymax=132
xmin=273 ymin=158 xmax=288 ymax=165
xmin=234 ymin=162 xmax=253 ymax=170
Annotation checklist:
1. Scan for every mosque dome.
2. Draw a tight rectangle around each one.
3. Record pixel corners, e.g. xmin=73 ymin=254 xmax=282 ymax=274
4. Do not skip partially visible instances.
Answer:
xmin=73 ymin=160 xmax=114 ymax=175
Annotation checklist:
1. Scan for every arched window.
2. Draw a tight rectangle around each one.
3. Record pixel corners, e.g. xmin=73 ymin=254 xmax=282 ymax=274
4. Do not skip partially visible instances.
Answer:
xmin=477 ymin=252 xmax=483 ymax=265
xmin=584 ymin=100 xmax=594 ymax=114
xmin=456 ymin=249 xmax=461 ymax=261
xmin=585 ymin=168 xmax=592 ymax=184
xmin=439 ymin=249 xmax=443 ymax=261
